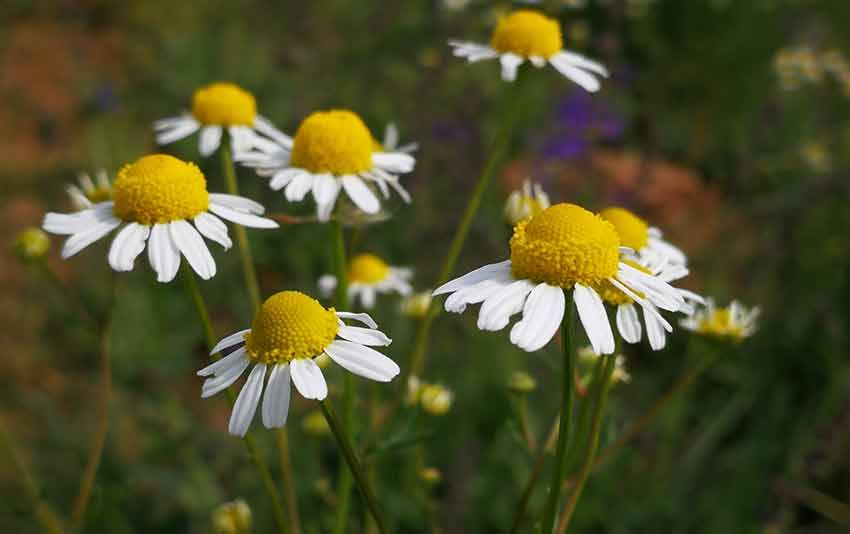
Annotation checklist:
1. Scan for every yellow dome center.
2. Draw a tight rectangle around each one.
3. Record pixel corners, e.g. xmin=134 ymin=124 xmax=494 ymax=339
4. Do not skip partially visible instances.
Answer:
xmin=510 ymin=203 xmax=620 ymax=287
xmin=348 ymin=253 xmax=390 ymax=284
xmin=490 ymin=10 xmax=563 ymax=59
xmin=112 ymin=154 xmax=209 ymax=225
xmin=594 ymin=259 xmax=648 ymax=305
xmin=191 ymin=82 xmax=257 ymax=126
xmin=245 ymin=291 xmax=339 ymax=364
xmin=599 ymin=207 xmax=649 ymax=251
xmin=698 ymin=309 xmax=743 ymax=340
xmin=290 ymin=110 xmax=375 ymax=175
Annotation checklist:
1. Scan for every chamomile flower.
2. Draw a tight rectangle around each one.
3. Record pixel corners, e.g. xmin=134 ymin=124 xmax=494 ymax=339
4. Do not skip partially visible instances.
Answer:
xmin=235 ymin=109 xmax=415 ymax=221
xmin=153 ymin=82 xmax=290 ymax=157
xmin=680 ymin=299 xmax=759 ymax=342
xmin=67 ymin=170 xmax=113 ymax=211
xmin=198 ymin=291 xmax=400 ymax=437
xmin=432 ymin=203 xmax=685 ymax=355
xmin=597 ymin=252 xmax=703 ymax=350
xmin=42 ymin=154 xmax=278 ymax=282
xmin=600 ymin=207 xmax=687 ymax=265
xmin=449 ymin=9 xmax=608 ymax=90
xmin=318 ymin=253 xmax=413 ymax=309
xmin=505 ymin=179 xmax=550 ymax=226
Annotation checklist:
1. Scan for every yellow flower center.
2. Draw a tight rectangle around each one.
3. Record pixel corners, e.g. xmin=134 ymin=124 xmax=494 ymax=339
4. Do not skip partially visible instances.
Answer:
xmin=86 ymin=186 xmax=112 ymax=204
xmin=348 ymin=253 xmax=390 ymax=284
xmin=594 ymin=259 xmax=648 ymax=305
xmin=698 ymin=309 xmax=743 ymax=340
xmin=599 ymin=207 xmax=649 ymax=251
xmin=490 ymin=10 xmax=563 ymax=59
xmin=290 ymin=110 xmax=375 ymax=175
xmin=112 ymin=154 xmax=209 ymax=225
xmin=245 ymin=291 xmax=339 ymax=364
xmin=191 ymin=82 xmax=257 ymax=126
xmin=510 ymin=203 xmax=620 ymax=287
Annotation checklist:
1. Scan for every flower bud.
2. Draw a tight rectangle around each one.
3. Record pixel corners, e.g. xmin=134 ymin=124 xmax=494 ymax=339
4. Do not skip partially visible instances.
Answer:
xmin=301 ymin=410 xmax=330 ymax=437
xmin=14 ymin=228 xmax=49 ymax=262
xmin=211 ymin=499 xmax=252 ymax=534
xmin=508 ymin=371 xmax=536 ymax=394
xmin=400 ymin=290 xmax=433 ymax=318
xmin=420 ymin=467 xmax=442 ymax=485
xmin=420 ymin=383 xmax=453 ymax=416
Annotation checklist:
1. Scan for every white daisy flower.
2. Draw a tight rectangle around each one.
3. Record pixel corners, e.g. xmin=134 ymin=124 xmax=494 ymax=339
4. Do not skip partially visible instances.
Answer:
xmin=449 ymin=9 xmax=608 ymax=91
xmin=42 ymin=154 xmax=278 ymax=283
xmin=153 ymin=82 xmax=291 ymax=157
xmin=600 ymin=207 xmax=688 ymax=266
xmin=597 ymin=251 xmax=703 ymax=350
xmin=504 ymin=179 xmax=550 ymax=226
xmin=680 ymin=299 xmax=760 ymax=342
xmin=67 ymin=169 xmax=113 ymax=211
xmin=235 ymin=109 xmax=415 ymax=222
xmin=198 ymin=291 xmax=400 ymax=437
xmin=318 ymin=253 xmax=412 ymax=309
xmin=432 ymin=203 xmax=686 ymax=355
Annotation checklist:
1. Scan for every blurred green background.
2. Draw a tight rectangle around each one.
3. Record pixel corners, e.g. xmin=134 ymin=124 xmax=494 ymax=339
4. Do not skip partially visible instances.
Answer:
xmin=2 ymin=0 xmax=850 ymax=532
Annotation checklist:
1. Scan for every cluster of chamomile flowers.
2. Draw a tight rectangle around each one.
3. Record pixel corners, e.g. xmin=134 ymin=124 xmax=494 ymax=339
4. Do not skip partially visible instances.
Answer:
xmin=29 ymin=8 xmax=757 ymax=440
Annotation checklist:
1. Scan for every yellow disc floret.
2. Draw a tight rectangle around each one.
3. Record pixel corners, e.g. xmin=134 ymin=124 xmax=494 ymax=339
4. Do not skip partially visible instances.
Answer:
xmin=290 ymin=110 xmax=375 ymax=175
xmin=594 ymin=259 xmax=648 ymax=305
xmin=510 ymin=203 xmax=620 ymax=287
xmin=697 ymin=308 xmax=743 ymax=340
xmin=245 ymin=291 xmax=339 ymax=364
xmin=112 ymin=154 xmax=209 ymax=225
xmin=191 ymin=82 xmax=257 ymax=126
xmin=348 ymin=253 xmax=390 ymax=284
xmin=599 ymin=207 xmax=649 ymax=251
xmin=490 ymin=10 xmax=563 ymax=59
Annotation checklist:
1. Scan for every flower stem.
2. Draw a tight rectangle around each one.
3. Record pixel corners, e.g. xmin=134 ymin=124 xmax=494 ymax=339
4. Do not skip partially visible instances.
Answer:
xmin=181 ymin=265 xmax=290 ymax=534
xmin=539 ymin=290 xmax=576 ymax=534
xmin=321 ymin=400 xmax=389 ymax=534
xmin=555 ymin=354 xmax=617 ymax=534
xmin=510 ymin=420 xmax=559 ymax=534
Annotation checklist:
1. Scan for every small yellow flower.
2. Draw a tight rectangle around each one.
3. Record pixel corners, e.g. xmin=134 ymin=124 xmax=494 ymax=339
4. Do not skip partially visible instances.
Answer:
xmin=680 ymin=299 xmax=759 ymax=342
xmin=14 ymin=228 xmax=50 ymax=262
xmin=420 ymin=383 xmax=454 ymax=416
xmin=211 ymin=499 xmax=252 ymax=534
xmin=319 ymin=253 xmax=413 ymax=309
xmin=504 ymin=179 xmax=550 ymax=226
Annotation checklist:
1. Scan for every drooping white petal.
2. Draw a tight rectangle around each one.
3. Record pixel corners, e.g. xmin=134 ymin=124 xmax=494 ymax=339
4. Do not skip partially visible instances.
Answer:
xmin=549 ymin=54 xmax=602 ymax=92
xmin=647 ymin=236 xmax=688 ymax=266
xmin=383 ymin=123 xmax=399 ymax=149
xmin=341 ymin=175 xmax=380 ymax=214
xmin=477 ymin=280 xmax=535 ymax=331
xmin=432 ymin=260 xmax=513 ymax=296
xmin=616 ymin=303 xmax=642 ymax=344
xmin=290 ymin=358 xmax=328 ymax=400
xmin=573 ymin=283 xmax=615 ymax=355
xmin=372 ymin=152 xmax=415 ymax=174
xmin=643 ymin=306 xmax=667 ymax=350
xmin=500 ymin=53 xmax=524 ymax=82
xmin=193 ymin=212 xmax=232 ymax=249
xmin=208 ymin=203 xmax=279 ymax=229
xmin=337 ymin=325 xmax=392 ymax=346
xmin=386 ymin=176 xmax=412 ymax=203
xmin=335 ymin=312 xmax=378 ymax=329
xmin=198 ymin=346 xmax=248 ymax=377
xmin=62 ymin=218 xmax=122 ymax=259
xmin=617 ymin=264 xmax=684 ymax=312
xmin=228 ymin=363 xmax=267 ymax=437
xmin=107 ymin=223 xmax=150 ymax=272
xmin=312 ymin=174 xmax=342 ymax=221
xmin=509 ymin=283 xmax=566 ymax=352
xmin=358 ymin=286 xmax=377 ymax=309
xmin=155 ymin=118 xmax=200 ymax=145
xmin=209 ymin=329 xmax=251 ymax=356
xmin=261 ymin=363 xmax=291 ymax=429
xmin=444 ymin=276 xmax=513 ymax=314
xmin=201 ymin=354 xmax=251 ymax=398
xmin=448 ymin=40 xmax=499 ymax=62
xmin=285 ymin=173 xmax=315 ymax=201
xmin=254 ymin=115 xmax=293 ymax=148
xmin=199 ymin=126 xmax=223 ymax=156
xmin=208 ymin=193 xmax=266 ymax=215
xmin=169 ymin=220 xmax=216 ymax=280
xmin=556 ymin=51 xmax=610 ymax=76
xmin=228 ymin=126 xmax=256 ymax=155
xmin=147 ymin=223 xmax=181 ymax=283
xmin=324 ymin=340 xmax=400 ymax=382
xmin=269 ymin=169 xmax=306 ymax=191
xmin=529 ymin=55 xmax=546 ymax=67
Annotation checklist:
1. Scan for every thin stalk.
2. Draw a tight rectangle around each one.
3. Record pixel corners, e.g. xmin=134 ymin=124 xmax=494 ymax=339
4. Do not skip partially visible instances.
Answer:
xmin=321 ymin=400 xmax=389 ymax=534
xmin=539 ymin=290 xmax=576 ymax=534
xmin=405 ymin=74 xmax=527 ymax=382
xmin=181 ymin=266 xmax=289 ymax=534
xmin=593 ymin=352 xmax=717 ymax=470
xmin=510 ymin=420 xmax=559 ymax=534
xmin=276 ymin=431 xmax=301 ymax=534
xmin=556 ymin=355 xmax=617 ymax=534
xmin=562 ymin=356 xmax=605 ymax=478
xmin=0 ymin=422 xmax=64 ymax=534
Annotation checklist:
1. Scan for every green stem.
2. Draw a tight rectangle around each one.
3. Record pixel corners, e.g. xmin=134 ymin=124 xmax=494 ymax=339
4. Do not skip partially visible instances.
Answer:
xmin=539 ymin=290 xmax=576 ymax=534
xmin=220 ymin=144 xmax=262 ymax=314
xmin=181 ymin=266 xmax=289 ymax=534
xmin=405 ymin=74 xmax=526 ymax=381
xmin=321 ymin=400 xmax=389 ymax=534
xmin=510 ymin=421 xmax=559 ymax=534
xmin=562 ymin=356 xmax=605 ymax=478
xmin=556 ymin=355 xmax=617 ymax=534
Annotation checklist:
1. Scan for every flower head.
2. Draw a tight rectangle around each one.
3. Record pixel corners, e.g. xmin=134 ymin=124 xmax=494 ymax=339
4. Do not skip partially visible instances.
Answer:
xmin=680 ymin=299 xmax=759 ymax=342
xmin=42 ymin=154 xmax=278 ymax=282
xmin=449 ymin=9 xmax=608 ymax=90
xmin=319 ymin=253 xmax=412 ymax=309
xmin=504 ymin=179 xmax=550 ymax=226
xmin=599 ymin=206 xmax=687 ymax=265
xmin=198 ymin=291 xmax=400 ymax=436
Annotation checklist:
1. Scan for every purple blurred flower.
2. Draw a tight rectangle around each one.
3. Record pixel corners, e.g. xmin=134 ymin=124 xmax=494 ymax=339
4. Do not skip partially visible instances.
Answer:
xmin=541 ymin=90 xmax=625 ymax=160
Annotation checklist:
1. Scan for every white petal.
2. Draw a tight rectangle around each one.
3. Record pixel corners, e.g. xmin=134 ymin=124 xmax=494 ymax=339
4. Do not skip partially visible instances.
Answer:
xmin=155 ymin=119 xmax=199 ymax=145
xmin=193 ymin=212 xmax=232 ymax=249
xmin=261 ymin=363 xmax=291 ymax=429
xmin=107 ymin=223 xmax=150 ymax=272
xmin=209 ymin=329 xmax=251 ymax=356
xmin=372 ymin=152 xmax=415 ymax=174
xmin=509 ymin=283 xmax=566 ymax=352
xmin=644 ymin=307 xmax=667 ymax=350
xmin=208 ymin=203 xmax=279 ymax=229
xmin=500 ymin=53 xmax=524 ymax=82
xmin=383 ymin=123 xmax=399 ymax=149
xmin=617 ymin=265 xmax=684 ymax=312
xmin=648 ymin=237 xmax=688 ymax=266
xmin=62 ymin=218 xmax=121 ymax=259
xmin=477 ymin=280 xmax=535 ymax=331
xmin=228 ymin=363 xmax=266 ymax=437
xmin=199 ymin=126 xmax=223 ymax=156
xmin=549 ymin=54 xmax=602 ymax=92
xmin=201 ymin=353 xmax=251 ymax=398
xmin=573 ymin=283 xmax=615 ymax=355
xmin=444 ymin=276 xmax=513 ymax=313
xmin=208 ymin=193 xmax=266 ymax=215
xmin=529 ymin=55 xmax=546 ymax=67
xmin=359 ymin=286 xmax=377 ymax=309
xmin=228 ymin=126 xmax=256 ymax=154
xmin=169 ymin=220 xmax=216 ymax=280
xmin=616 ymin=303 xmax=642 ymax=344
xmin=337 ymin=325 xmax=392 ymax=346
xmin=290 ymin=359 xmax=328 ymax=400
xmin=285 ymin=173 xmax=315 ymax=201
xmin=335 ymin=312 xmax=378 ymax=329
xmin=386 ymin=176 xmax=411 ymax=204
xmin=270 ymin=169 xmax=306 ymax=191
xmin=432 ymin=260 xmax=512 ymax=296
xmin=198 ymin=346 xmax=248 ymax=377
xmin=318 ymin=275 xmax=337 ymax=297
xmin=341 ymin=175 xmax=380 ymax=214
xmin=147 ymin=223 xmax=181 ymax=283
xmin=448 ymin=40 xmax=499 ymax=62
xmin=324 ymin=341 xmax=400 ymax=382
xmin=254 ymin=115 xmax=293 ymax=148
xmin=556 ymin=51 xmax=609 ymax=76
